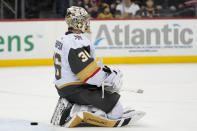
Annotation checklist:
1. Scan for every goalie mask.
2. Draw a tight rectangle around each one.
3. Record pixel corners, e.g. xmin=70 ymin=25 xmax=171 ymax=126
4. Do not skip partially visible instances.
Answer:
xmin=65 ymin=6 xmax=90 ymax=33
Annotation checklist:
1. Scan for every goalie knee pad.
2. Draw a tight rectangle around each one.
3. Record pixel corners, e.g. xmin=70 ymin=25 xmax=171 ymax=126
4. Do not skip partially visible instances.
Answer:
xmin=70 ymin=104 xmax=107 ymax=118
xmin=107 ymin=100 xmax=123 ymax=120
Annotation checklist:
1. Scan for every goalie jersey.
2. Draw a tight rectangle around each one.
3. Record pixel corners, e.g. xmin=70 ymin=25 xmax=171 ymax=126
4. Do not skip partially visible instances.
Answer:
xmin=54 ymin=32 xmax=107 ymax=97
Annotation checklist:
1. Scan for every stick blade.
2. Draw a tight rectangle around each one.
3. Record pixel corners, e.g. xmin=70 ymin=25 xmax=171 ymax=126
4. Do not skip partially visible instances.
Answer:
xmin=137 ymin=89 xmax=144 ymax=94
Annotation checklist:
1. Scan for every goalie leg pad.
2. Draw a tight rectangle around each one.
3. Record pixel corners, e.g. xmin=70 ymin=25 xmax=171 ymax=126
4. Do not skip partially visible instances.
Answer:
xmin=50 ymin=97 xmax=73 ymax=126
xmin=64 ymin=111 xmax=119 ymax=127
xmin=64 ymin=111 xmax=144 ymax=128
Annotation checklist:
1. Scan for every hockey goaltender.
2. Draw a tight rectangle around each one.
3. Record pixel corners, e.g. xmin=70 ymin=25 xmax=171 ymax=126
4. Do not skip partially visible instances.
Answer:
xmin=51 ymin=6 xmax=145 ymax=127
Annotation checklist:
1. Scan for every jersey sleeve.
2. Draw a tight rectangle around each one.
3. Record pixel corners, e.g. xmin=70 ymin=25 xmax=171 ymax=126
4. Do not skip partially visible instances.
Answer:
xmin=68 ymin=46 xmax=106 ymax=86
xmin=90 ymin=42 xmax=97 ymax=61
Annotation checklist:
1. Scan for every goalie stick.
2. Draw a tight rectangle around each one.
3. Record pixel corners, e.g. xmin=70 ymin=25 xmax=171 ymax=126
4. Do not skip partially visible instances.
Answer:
xmin=102 ymin=82 xmax=144 ymax=94
xmin=121 ymin=88 xmax=144 ymax=94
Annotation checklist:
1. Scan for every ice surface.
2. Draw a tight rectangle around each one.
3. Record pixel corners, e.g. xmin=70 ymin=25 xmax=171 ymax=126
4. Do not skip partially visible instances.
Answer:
xmin=0 ymin=119 xmax=52 ymax=131
xmin=0 ymin=64 xmax=197 ymax=131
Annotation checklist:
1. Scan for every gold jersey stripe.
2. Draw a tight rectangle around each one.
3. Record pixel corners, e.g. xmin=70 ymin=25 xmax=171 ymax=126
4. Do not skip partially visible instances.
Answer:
xmin=56 ymin=82 xmax=85 ymax=89
xmin=77 ymin=61 xmax=100 ymax=82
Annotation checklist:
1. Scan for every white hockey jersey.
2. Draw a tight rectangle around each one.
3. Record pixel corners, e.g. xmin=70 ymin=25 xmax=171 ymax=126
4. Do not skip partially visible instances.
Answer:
xmin=53 ymin=32 xmax=107 ymax=93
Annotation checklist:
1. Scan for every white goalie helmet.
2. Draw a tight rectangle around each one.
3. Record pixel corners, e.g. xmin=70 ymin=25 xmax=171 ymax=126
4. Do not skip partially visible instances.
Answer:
xmin=65 ymin=6 xmax=90 ymax=33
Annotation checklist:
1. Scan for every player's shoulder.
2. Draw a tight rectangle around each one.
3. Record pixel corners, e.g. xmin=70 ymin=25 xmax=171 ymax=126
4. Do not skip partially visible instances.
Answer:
xmin=56 ymin=32 xmax=91 ymax=49
xmin=57 ymin=34 xmax=72 ymax=44
xmin=56 ymin=33 xmax=73 ymax=49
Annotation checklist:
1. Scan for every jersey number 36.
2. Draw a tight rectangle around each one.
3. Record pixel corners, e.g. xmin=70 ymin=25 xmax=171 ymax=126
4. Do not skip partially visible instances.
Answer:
xmin=54 ymin=53 xmax=61 ymax=80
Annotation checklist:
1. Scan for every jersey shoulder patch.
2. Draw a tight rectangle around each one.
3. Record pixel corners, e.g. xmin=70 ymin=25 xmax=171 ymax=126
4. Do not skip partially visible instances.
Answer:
xmin=68 ymin=46 xmax=100 ymax=82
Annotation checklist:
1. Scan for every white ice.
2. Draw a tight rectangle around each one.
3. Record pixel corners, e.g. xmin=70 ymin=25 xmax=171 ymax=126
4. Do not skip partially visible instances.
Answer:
xmin=0 ymin=64 xmax=197 ymax=131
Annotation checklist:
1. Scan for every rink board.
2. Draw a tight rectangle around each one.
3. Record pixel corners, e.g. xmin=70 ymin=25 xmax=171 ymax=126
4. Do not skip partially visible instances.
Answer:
xmin=0 ymin=56 xmax=197 ymax=67
xmin=0 ymin=18 xmax=197 ymax=67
